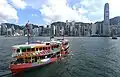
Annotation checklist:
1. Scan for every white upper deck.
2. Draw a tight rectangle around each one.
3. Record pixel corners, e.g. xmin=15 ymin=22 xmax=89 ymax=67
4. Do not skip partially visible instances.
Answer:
xmin=12 ymin=40 xmax=62 ymax=49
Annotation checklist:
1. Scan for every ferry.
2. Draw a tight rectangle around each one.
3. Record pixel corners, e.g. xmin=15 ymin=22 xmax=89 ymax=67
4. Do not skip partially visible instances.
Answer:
xmin=9 ymin=22 xmax=70 ymax=75
xmin=9 ymin=39 xmax=69 ymax=75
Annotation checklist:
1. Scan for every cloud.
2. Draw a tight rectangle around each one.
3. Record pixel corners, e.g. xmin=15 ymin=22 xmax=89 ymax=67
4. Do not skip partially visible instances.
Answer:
xmin=79 ymin=0 xmax=107 ymax=22
xmin=25 ymin=0 xmax=46 ymax=9
xmin=8 ymin=0 xmax=120 ymax=24
xmin=10 ymin=0 xmax=27 ymax=9
xmin=24 ymin=0 xmax=120 ymax=24
xmin=79 ymin=0 xmax=120 ymax=21
xmin=109 ymin=0 xmax=120 ymax=18
xmin=32 ymin=14 xmax=38 ymax=17
xmin=0 ymin=0 xmax=18 ymax=23
xmin=40 ymin=0 xmax=91 ymax=23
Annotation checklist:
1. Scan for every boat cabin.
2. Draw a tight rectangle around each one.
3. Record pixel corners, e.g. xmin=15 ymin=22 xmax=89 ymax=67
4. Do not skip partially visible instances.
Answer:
xmin=11 ymin=42 xmax=62 ymax=64
xmin=12 ymin=43 xmax=60 ymax=56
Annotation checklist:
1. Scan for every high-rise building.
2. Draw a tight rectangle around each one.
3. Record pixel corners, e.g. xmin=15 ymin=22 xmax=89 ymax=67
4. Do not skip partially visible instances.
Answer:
xmin=33 ymin=27 xmax=39 ymax=36
xmin=39 ymin=26 xmax=44 ymax=36
xmin=7 ymin=28 xmax=12 ymax=36
xmin=103 ymin=3 xmax=110 ymax=36
xmin=11 ymin=25 xmax=15 ymax=36
xmin=110 ymin=25 xmax=117 ymax=36
xmin=95 ymin=22 xmax=103 ymax=35
xmin=71 ymin=21 xmax=75 ymax=36
xmin=92 ymin=24 xmax=97 ymax=35
xmin=50 ymin=25 xmax=54 ymax=36
xmin=1 ymin=23 xmax=7 ymax=35
xmin=0 ymin=25 xmax=1 ymax=35
xmin=117 ymin=20 xmax=120 ymax=36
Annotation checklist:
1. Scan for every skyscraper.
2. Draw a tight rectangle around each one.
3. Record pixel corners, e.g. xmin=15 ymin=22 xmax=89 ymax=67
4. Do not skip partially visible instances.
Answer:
xmin=103 ymin=3 xmax=110 ymax=36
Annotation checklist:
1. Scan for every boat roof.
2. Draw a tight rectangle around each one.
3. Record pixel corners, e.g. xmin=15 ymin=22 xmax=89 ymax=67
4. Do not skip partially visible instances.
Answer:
xmin=12 ymin=41 xmax=62 ymax=49
xmin=50 ymin=40 xmax=62 ymax=44
xmin=12 ymin=43 xmax=48 ymax=49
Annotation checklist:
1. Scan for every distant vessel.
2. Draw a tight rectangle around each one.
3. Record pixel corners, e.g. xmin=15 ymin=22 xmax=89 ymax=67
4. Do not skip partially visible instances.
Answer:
xmin=111 ymin=25 xmax=117 ymax=39
xmin=112 ymin=35 xmax=117 ymax=39
xmin=9 ymin=22 xmax=70 ymax=75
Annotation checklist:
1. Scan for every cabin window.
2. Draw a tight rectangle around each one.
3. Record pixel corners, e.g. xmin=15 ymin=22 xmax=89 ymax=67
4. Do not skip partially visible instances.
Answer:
xmin=45 ymin=47 xmax=47 ymax=50
xmin=43 ymin=47 xmax=45 ymax=50
xmin=57 ymin=45 xmax=59 ymax=48
xmin=46 ymin=43 xmax=50 ymax=45
xmin=32 ymin=48 xmax=35 ymax=52
xmin=39 ymin=48 xmax=42 ymax=51
xmin=27 ymin=48 xmax=31 ymax=52
xmin=36 ymin=48 xmax=38 ymax=51
xmin=17 ymin=49 xmax=20 ymax=52
xmin=51 ymin=46 xmax=53 ymax=49
xmin=22 ymin=49 xmax=26 ymax=52
xmin=65 ymin=43 xmax=68 ymax=45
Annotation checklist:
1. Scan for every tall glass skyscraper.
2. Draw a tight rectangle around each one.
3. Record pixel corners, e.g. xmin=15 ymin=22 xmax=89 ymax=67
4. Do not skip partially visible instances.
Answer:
xmin=103 ymin=3 xmax=110 ymax=36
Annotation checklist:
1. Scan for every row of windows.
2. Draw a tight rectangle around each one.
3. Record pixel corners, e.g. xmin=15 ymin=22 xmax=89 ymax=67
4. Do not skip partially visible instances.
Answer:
xmin=16 ymin=45 xmax=60 ymax=52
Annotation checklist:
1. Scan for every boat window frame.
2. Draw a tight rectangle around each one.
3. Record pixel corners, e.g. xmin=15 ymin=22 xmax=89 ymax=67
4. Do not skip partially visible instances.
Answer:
xmin=56 ymin=45 xmax=59 ymax=48
xmin=32 ymin=48 xmax=35 ymax=52
xmin=16 ymin=49 xmax=20 ymax=53
xmin=22 ymin=48 xmax=26 ymax=52
xmin=27 ymin=48 xmax=31 ymax=52
xmin=48 ymin=47 xmax=50 ymax=50
xmin=39 ymin=47 xmax=42 ymax=51
xmin=45 ymin=47 xmax=47 ymax=50
xmin=36 ymin=48 xmax=38 ymax=51
xmin=43 ymin=47 xmax=45 ymax=50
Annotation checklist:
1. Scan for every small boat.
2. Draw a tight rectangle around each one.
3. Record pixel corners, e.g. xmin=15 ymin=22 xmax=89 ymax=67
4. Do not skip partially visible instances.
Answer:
xmin=9 ymin=22 xmax=70 ymax=75
xmin=112 ymin=35 xmax=117 ymax=39
xmin=112 ymin=37 xmax=117 ymax=39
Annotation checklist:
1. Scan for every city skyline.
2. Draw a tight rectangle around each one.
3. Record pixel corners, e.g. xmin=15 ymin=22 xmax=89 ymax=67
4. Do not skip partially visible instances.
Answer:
xmin=0 ymin=0 xmax=120 ymax=25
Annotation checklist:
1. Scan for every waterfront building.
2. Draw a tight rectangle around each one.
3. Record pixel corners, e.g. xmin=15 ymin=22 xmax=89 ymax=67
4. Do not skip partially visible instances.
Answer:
xmin=50 ymin=24 xmax=54 ymax=36
xmin=95 ymin=22 xmax=103 ymax=35
xmin=70 ymin=21 xmax=75 ymax=36
xmin=83 ymin=23 xmax=92 ymax=36
xmin=117 ymin=20 xmax=120 ymax=36
xmin=103 ymin=3 xmax=110 ymax=36
xmin=11 ymin=25 xmax=15 ymax=36
xmin=47 ymin=25 xmax=51 ymax=36
xmin=91 ymin=24 xmax=97 ymax=35
xmin=33 ymin=27 xmax=39 ymax=36
xmin=7 ymin=28 xmax=12 ymax=36
xmin=0 ymin=25 xmax=1 ymax=35
xmin=74 ymin=22 xmax=81 ymax=36
xmin=39 ymin=26 xmax=44 ymax=36
xmin=110 ymin=25 xmax=117 ymax=36
xmin=1 ymin=23 xmax=7 ymax=35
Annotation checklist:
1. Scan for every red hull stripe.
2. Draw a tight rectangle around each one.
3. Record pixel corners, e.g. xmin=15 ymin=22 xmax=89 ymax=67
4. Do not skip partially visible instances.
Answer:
xmin=9 ymin=57 xmax=59 ymax=75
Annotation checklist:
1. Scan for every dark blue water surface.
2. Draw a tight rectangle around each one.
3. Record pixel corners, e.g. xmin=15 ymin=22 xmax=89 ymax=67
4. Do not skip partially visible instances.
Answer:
xmin=0 ymin=37 xmax=120 ymax=77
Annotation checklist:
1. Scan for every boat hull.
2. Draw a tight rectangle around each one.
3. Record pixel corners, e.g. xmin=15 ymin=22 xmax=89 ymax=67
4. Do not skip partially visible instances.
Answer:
xmin=9 ymin=57 xmax=57 ymax=75
xmin=112 ymin=37 xmax=117 ymax=39
xmin=9 ymin=51 xmax=69 ymax=75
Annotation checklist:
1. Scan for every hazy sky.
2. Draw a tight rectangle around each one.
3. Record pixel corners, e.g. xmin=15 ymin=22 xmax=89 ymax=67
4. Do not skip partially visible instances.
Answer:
xmin=0 ymin=0 xmax=119 ymax=25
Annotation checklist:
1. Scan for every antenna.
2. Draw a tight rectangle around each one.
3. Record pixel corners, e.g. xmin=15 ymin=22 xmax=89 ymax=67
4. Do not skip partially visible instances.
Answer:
xmin=62 ymin=27 xmax=64 ymax=40
xmin=61 ymin=23 xmax=64 ymax=40
xmin=25 ymin=21 xmax=30 ymax=44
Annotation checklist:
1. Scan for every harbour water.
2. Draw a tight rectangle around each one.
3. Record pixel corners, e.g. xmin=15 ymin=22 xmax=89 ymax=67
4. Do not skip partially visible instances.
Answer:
xmin=0 ymin=37 xmax=120 ymax=77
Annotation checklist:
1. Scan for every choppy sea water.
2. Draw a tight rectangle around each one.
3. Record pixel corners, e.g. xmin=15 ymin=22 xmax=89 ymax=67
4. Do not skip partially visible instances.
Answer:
xmin=0 ymin=36 xmax=120 ymax=77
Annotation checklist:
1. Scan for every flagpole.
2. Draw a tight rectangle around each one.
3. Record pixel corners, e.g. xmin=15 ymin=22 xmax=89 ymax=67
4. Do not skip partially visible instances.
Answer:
xmin=26 ymin=21 xmax=30 ymax=44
